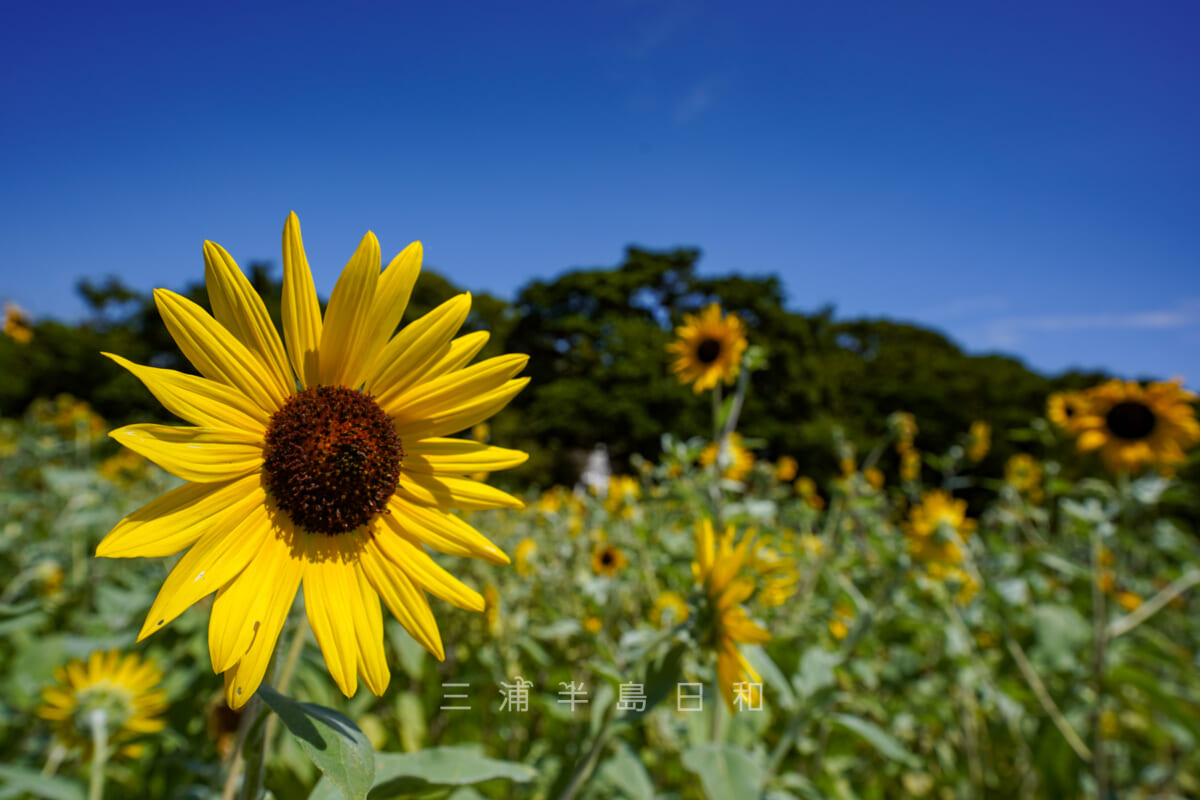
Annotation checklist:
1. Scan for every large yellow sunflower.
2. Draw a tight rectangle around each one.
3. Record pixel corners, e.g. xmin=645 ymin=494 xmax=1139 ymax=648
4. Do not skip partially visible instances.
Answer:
xmin=1073 ymin=379 xmax=1199 ymax=475
xmin=667 ymin=303 xmax=748 ymax=393
xmin=904 ymin=490 xmax=977 ymax=566
xmin=38 ymin=650 xmax=167 ymax=755
xmin=691 ymin=519 xmax=770 ymax=710
xmin=99 ymin=213 xmax=529 ymax=708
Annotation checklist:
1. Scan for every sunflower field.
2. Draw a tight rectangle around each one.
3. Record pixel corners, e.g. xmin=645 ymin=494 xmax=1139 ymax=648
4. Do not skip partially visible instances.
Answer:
xmin=2 ymin=217 xmax=1200 ymax=800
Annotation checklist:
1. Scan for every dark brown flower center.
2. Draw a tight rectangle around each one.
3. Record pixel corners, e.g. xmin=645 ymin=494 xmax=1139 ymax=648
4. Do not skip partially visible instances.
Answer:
xmin=262 ymin=386 xmax=402 ymax=535
xmin=696 ymin=338 xmax=722 ymax=364
xmin=1105 ymin=401 xmax=1156 ymax=440
xmin=601 ymin=550 xmax=615 ymax=566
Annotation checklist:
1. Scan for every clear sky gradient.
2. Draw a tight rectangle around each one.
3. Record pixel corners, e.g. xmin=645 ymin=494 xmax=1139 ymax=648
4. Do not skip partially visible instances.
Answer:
xmin=3 ymin=1 xmax=1198 ymax=383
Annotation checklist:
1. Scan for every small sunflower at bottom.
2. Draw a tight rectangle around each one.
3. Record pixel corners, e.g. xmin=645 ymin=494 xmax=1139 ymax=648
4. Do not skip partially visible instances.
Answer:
xmin=38 ymin=650 xmax=167 ymax=757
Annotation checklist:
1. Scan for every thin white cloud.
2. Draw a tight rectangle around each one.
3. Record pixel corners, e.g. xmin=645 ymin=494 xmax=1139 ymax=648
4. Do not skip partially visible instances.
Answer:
xmin=982 ymin=304 xmax=1200 ymax=349
xmin=674 ymin=75 xmax=727 ymax=123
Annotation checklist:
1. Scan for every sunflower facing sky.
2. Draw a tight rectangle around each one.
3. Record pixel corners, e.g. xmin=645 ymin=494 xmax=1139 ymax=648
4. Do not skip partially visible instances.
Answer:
xmin=667 ymin=303 xmax=748 ymax=394
xmin=99 ymin=213 xmax=529 ymax=708
xmin=1072 ymin=379 xmax=1199 ymax=475
xmin=38 ymin=650 xmax=167 ymax=756
xmin=691 ymin=518 xmax=770 ymax=710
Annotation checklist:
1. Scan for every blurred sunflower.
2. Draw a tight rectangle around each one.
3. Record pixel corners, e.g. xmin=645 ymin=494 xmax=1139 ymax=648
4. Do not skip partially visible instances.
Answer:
xmin=1047 ymin=390 xmax=1089 ymax=433
xmin=890 ymin=411 xmax=918 ymax=452
xmin=98 ymin=213 xmax=529 ymax=708
xmin=1005 ymin=453 xmax=1044 ymax=502
xmin=700 ymin=433 xmax=755 ymax=482
xmin=514 ymin=538 xmax=537 ymax=576
xmin=692 ymin=519 xmax=771 ymax=710
xmin=905 ymin=490 xmax=977 ymax=566
xmin=773 ymin=455 xmax=798 ymax=482
xmin=1073 ymin=380 xmax=1199 ymax=475
xmin=38 ymin=650 xmax=167 ymax=756
xmin=899 ymin=448 xmax=922 ymax=483
xmin=793 ymin=476 xmax=825 ymax=510
xmin=591 ymin=544 xmax=628 ymax=577
xmin=651 ymin=590 xmax=690 ymax=627
xmin=667 ymin=303 xmax=747 ymax=393
xmin=966 ymin=421 xmax=991 ymax=463
xmin=2 ymin=301 xmax=32 ymax=344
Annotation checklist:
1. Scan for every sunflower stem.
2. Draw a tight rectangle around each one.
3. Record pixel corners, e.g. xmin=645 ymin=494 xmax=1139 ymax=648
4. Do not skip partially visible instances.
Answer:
xmin=262 ymin=621 xmax=309 ymax=760
xmin=554 ymin=702 xmax=616 ymax=800
xmin=1089 ymin=523 xmax=1109 ymax=799
xmin=86 ymin=709 xmax=108 ymax=800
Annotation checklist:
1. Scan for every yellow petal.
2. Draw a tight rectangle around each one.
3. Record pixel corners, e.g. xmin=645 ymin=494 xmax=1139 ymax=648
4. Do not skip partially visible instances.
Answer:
xmin=358 ymin=242 xmax=422 ymax=384
xmin=370 ymin=526 xmax=485 ymax=611
xmin=138 ymin=494 xmax=271 ymax=640
xmin=404 ymin=439 xmax=528 ymax=475
xmin=282 ymin=212 xmax=323 ymax=388
xmin=110 ymin=425 xmax=262 ymax=483
xmin=209 ymin=521 xmax=302 ymax=674
xmin=365 ymin=294 xmax=471 ymax=402
xmin=154 ymin=289 xmax=287 ymax=413
xmin=359 ymin=544 xmax=444 ymax=660
xmin=104 ymin=353 xmax=267 ymax=432
xmin=351 ymin=562 xmax=389 ymax=696
xmin=221 ymin=549 xmax=303 ymax=709
xmin=384 ymin=495 xmax=509 ymax=565
xmin=1076 ymin=429 xmax=1107 ymax=452
xmin=419 ymin=331 xmax=490 ymax=382
xmin=318 ymin=231 xmax=380 ymax=388
xmin=391 ymin=378 xmax=529 ymax=441
xmin=98 ymin=474 xmax=262 ymax=558
xmin=303 ymin=539 xmax=359 ymax=697
xmin=399 ymin=473 xmax=524 ymax=511
xmin=387 ymin=354 xmax=529 ymax=424
xmin=204 ymin=240 xmax=294 ymax=394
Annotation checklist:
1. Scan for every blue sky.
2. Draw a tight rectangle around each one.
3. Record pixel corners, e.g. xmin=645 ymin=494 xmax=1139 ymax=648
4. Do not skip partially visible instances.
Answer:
xmin=3 ymin=0 xmax=1198 ymax=383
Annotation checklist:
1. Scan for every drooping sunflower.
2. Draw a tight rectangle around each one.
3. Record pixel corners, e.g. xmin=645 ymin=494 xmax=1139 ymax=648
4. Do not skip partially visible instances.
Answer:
xmin=38 ymin=650 xmax=167 ymax=756
xmin=1072 ymin=380 xmax=1199 ymax=475
xmin=99 ymin=213 xmax=529 ymax=708
xmin=667 ymin=303 xmax=748 ymax=393
xmin=966 ymin=420 xmax=991 ymax=463
xmin=691 ymin=519 xmax=771 ymax=710
xmin=1046 ymin=390 xmax=1089 ymax=433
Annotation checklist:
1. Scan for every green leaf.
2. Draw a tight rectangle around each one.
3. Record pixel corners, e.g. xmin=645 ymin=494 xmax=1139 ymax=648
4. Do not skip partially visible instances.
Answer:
xmin=310 ymin=746 xmax=537 ymax=800
xmin=1031 ymin=604 xmax=1090 ymax=671
xmin=681 ymin=744 xmax=764 ymax=800
xmin=0 ymin=766 xmax=84 ymax=800
xmin=385 ymin=620 xmax=427 ymax=680
xmin=793 ymin=646 xmax=840 ymax=700
xmin=619 ymin=643 xmax=685 ymax=724
xmin=744 ymin=644 xmax=795 ymax=711
xmin=830 ymin=713 xmax=919 ymax=767
xmin=257 ymin=683 xmax=375 ymax=800
xmin=599 ymin=740 xmax=655 ymax=800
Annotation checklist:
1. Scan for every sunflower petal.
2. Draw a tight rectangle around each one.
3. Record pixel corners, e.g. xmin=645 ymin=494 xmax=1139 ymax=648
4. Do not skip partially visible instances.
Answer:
xmin=405 ymin=439 xmax=528 ymax=474
xmin=282 ymin=212 xmax=323 ymax=388
xmin=221 ymin=528 xmax=303 ymax=709
xmin=386 ymin=354 xmax=528 ymax=423
xmin=303 ymin=539 xmax=360 ymax=697
xmin=318 ymin=231 xmax=380 ymax=388
xmin=359 ymin=543 xmax=445 ymax=660
xmin=400 ymin=473 xmax=524 ymax=511
xmin=98 ymin=474 xmax=262 ymax=558
xmin=384 ymin=495 xmax=509 ymax=565
xmin=154 ymin=289 xmax=287 ymax=413
xmin=392 ymin=378 xmax=529 ymax=441
xmin=366 ymin=294 xmax=471 ymax=402
xmin=138 ymin=497 xmax=272 ymax=640
xmin=204 ymin=240 xmax=294 ymax=394
xmin=110 ymin=424 xmax=262 ymax=483
xmin=351 ymin=562 xmax=389 ymax=695
xmin=209 ymin=522 xmax=301 ymax=673
xmin=359 ymin=242 xmax=422 ymax=383
xmin=419 ymin=331 xmax=490 ymax=382
xmin=371 ymin=526 xmax=485 ymax=611
xmin=103 ymin=353 xmax=268 ymax=432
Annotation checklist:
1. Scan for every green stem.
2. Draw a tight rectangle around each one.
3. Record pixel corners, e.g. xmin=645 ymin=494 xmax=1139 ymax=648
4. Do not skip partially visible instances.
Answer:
xmin=555 ymin=705 xmax=616 ymax=800
xmin=86 ymin=710 xmax=108 ymax=800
